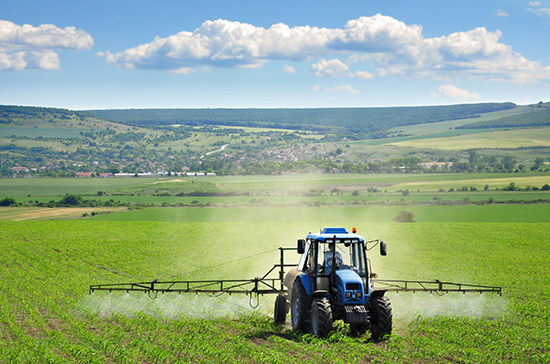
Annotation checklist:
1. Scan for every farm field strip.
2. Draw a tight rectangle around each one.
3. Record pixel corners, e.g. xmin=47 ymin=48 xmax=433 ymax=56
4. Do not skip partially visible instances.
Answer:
xmin=389 ymin=127 xmax=550 ymax=150
xmin=0 ymin=207 xmax=126 ymax=221
xmin=91 ymin=205 xmax=550 ymax=223
xmin=389 ymin=175 xmax=550 ymax=191
xmin=1 ymin=173 xmax=546 ymax=197
xmin=387 ymin=106 xmax=536 ymax=136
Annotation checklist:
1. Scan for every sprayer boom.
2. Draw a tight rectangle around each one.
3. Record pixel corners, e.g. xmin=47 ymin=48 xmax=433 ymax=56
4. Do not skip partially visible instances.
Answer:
xmin=372 ymin=279 xmax=502 ymax=296
xmin=89 ymin=277 xmax=283 ymax=297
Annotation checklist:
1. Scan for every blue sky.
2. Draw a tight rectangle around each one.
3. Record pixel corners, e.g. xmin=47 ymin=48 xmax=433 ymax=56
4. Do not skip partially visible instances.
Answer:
xmin=1 ymin=0 xmax=550 ymax=109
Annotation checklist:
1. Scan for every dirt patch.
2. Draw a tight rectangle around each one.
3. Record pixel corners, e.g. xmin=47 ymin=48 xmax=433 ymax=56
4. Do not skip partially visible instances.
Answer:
xmin=0 ymin=207 xmax=127 ymax=221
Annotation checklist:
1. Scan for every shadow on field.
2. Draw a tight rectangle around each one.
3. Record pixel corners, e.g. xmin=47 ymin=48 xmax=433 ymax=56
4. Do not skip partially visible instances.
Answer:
xmin=242 ymin=323 xmax=379 ymax=344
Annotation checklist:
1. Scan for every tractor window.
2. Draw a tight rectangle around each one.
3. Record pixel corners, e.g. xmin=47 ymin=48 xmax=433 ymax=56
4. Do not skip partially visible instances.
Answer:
xmin=319 ymin=242 xmax=367 ymax=276
xmin=297 ymin=240 xmax=311 ymax=272
xmin=349 ymin=243 xmax=367 ymax=276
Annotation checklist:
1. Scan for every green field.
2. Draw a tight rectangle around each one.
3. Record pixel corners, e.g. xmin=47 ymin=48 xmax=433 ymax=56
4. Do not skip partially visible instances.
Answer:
xmin=92 ymin=204 xmax=550 ymax=223
xmin=2 ymin=172 xmax=549 ymax=200
xmin=0 ymin=126 xmax=96 ymax=138
xmin=390 ymin=127 xmax=550 ymax=150
xmin=1 ymin=217 xmax=548 ymax=363
xmin=387 ymin=106 xmax=536 ymax=136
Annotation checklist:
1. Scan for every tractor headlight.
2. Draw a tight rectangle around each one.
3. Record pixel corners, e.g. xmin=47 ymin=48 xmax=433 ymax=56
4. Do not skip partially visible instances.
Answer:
xmin=345 ymin=291 xmax=352 ymax=298
xmin=355 ymin=292 xmax=362 ymax=298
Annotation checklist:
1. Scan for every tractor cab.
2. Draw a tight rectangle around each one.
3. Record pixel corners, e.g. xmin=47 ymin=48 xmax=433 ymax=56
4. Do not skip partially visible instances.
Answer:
xmin=296 ymin=227 xmax=382 ymax=301
xmin=302 ymin=227 xmax=368 ymax=276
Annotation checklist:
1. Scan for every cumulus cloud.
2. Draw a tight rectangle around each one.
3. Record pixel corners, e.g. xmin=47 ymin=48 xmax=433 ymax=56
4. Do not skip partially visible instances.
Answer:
xmin=99 ymin=15 xmax=550 ymax=85
xmin=432 ymin=84 xmax=481 ymax=99
xmin=282 ymin=64 xmax=295 ymax=74
xmin=0 ymin=20 xmax=93 ymax=71
xmin=326 ymin=84 xmax=360 ymax=94
xmin=311 ymin=84 xmax=321 ymax=92
xmin=101 ymin=15 xmax=420 ymax=71
xmin=349 ymin=70 xmax=375 ymax=79
xmin=495 ymin=9 xmax=509 ymax=17
xmin=529 ymin=1 xmax=542 ymax=6
xmin=311 ymin=58 xmax=348 ymax=77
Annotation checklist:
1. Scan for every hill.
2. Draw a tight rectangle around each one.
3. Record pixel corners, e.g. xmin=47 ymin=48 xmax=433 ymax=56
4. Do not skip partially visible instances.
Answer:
xmin=456 ymin=104 xmax=550 ymax=129
xmin=88 ymin=103 xmax=517 ymax=138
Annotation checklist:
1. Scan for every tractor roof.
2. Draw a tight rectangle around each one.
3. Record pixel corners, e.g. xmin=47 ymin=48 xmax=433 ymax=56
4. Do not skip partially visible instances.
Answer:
xmin=306 ymin=227 xmax=364 ymax=243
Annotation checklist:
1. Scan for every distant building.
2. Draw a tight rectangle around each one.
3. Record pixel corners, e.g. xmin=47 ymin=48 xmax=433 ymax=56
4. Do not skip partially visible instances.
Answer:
xmin=76 ymin=172 xmax=93 ymax=178
xmin=10 ymin=167 xmax=29 ymax=173
xmin=420 ymin=162 xmax=453 ymax=169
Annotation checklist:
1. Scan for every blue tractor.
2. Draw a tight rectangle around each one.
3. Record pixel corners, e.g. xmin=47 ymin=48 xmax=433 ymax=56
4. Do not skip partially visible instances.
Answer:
xmin=277 ymin=227 xmax=391 ymax=339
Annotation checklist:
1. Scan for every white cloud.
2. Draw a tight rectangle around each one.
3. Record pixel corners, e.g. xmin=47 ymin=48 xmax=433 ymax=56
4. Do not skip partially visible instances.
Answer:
xmin=100 ymin=15 xmax=550 ymax=85
xmin=0 ymin=20 xmax=93 ymax=71
xmin=102 ymin=15 xmax=420 ymax=72
xmin=495 ymin=9 xmax=509 ymax=17
xmin=311 ymin=84 xmax=321 ymax=92
xmin=431 ymin=84 xmax=481 ymax=99
xmin=349 ymin=70 xmax=375 ymax=79
xmin=311 ymin=58 xmax=348 ymax=77
xmin=326 ymin=84 xmax=360 ymax=94
xmin=527 ymin=7 xmax=550 ymax=16
xmin=530 ymin=1 xmax=542 ymax=6
xmin=282 ymin=65 xmax=295 ymax=74
xmin=172 ymin=67 xmax=196 ymax=74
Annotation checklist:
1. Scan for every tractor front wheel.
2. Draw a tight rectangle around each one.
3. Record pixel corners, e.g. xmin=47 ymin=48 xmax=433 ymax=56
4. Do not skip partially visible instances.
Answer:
xmin=274 ymin=294 xmax=287 ymax=325
xmin=369 ymin=295 xmax=392 ymax=341
xmin=311 ymin=297 xmax=333 ymax=337
xmin=291 ymin=278 xmax=310 ymax=332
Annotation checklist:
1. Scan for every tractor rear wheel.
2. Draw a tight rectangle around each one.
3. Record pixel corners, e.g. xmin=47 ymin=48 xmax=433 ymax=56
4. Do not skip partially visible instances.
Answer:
xmin=369 ymin=295 xmax=392 ymax=341
xmin=311 ymin=297 xmax=333 ymax=337
xmin=274 ymin=294 xmax=287 ymax=325
xmin=291 ymin=278 xmax=310 ymax=332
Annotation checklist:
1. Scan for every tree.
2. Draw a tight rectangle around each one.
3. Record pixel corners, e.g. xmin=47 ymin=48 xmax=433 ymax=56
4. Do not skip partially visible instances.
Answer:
xmin=501 ymin=155 xmax=516 ymax=172
xmin=59 ymin=195 xmax=84 ymax=206
xmin=0 ymin=197 xmax=17 ymax=206
xmin=531 ymin=157 xmax=544 ymax=171
xmin=393 ymin=210 xmax=416 ymax=223
xmin=542 ymin=184 xmax=550 ymax=191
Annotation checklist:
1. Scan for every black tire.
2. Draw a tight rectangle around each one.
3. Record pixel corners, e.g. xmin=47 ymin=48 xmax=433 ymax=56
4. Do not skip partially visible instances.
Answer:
xmin=369 ymin=295 xmax=392 ymax=341
xmin=274 ymin=294 xmax=287 ymax=325
xmin=291 ymin=278 xmax=310 ymax=332
xmin=311 ymin=297 xmax=333 ymax=337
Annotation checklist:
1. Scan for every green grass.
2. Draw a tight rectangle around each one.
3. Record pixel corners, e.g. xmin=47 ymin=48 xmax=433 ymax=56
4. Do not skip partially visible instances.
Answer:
xmin=91 ymin=204 xmax=550 ymax=223
xmin=0 ymin=126 xmax=96 ymax=138
xmin=0 ymin=219 xmax=548 ymax=363
xmin=390 ymin=127 xmax=550 ymax=150
xmin=388 ymin=106 xmax=536 ymax=136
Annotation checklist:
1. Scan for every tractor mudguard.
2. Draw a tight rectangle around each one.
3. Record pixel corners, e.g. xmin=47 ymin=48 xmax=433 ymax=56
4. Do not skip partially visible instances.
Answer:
xmin=367 ymin=289 xmax=387 ymax=304
xmin=312 ymin=290 xmax=330 ymax=299
xmin=284 ymin=267 xmax=300 ymax=290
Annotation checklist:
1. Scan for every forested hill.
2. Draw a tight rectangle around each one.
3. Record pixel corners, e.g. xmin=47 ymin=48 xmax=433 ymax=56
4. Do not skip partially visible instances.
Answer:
xmin=88 ymin=103 xmax=516 ymax=138
xmin=0 ymin=105 xmax=92 ymax=119
xmin=457 ymin=103 xmax=550 ymax=129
